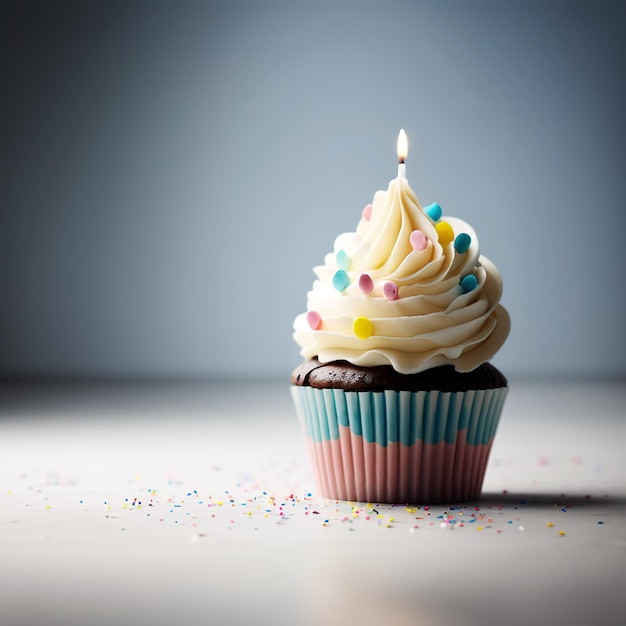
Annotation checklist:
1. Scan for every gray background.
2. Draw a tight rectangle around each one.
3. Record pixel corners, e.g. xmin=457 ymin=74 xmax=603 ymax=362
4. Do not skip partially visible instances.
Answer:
xmin=2 ymin=0 xmax=625 ymax=380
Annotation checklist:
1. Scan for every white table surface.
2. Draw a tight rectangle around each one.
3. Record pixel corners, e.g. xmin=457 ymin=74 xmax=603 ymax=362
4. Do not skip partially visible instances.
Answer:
xmin=1 ymin=378 xmax=625 ymax=626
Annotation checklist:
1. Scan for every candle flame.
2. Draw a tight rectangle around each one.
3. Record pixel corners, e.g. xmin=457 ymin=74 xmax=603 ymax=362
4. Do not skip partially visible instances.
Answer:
xmin=397 ymin=129 xmax=408 ymax=163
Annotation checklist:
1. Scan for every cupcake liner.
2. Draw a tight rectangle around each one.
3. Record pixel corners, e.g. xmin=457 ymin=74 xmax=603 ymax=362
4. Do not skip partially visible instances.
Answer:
xmin=291 ymin=385 xmax=507 ymax=504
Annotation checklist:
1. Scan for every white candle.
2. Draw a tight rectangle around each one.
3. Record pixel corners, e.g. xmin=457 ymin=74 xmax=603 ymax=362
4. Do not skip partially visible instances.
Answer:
xmin=397 ymin=128 xmax=408 ymax=178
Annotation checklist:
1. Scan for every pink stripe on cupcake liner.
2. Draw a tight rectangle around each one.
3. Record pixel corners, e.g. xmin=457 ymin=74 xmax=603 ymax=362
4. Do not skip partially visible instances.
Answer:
xmin=309 ymin=425 xmax=494 ymax=504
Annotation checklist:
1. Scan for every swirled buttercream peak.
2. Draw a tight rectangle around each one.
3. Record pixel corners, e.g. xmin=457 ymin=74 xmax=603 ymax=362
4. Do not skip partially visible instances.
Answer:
xmin=293 ymin=141 xmax=509 ymax=374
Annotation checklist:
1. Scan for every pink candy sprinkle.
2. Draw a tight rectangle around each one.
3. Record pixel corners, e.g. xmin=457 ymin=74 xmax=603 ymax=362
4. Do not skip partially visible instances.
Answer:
xmin=410 ymin=230 xmax=428 ymax=251
xmin=307 ymin=311 xmax=321 ymax=330
xmin=362 ymin=204 xmax=372 ymax=221
xmin=383 ymin=281 xmax=399 ymax=301
xmin=358 ymin=273 xmax=374 ymax=294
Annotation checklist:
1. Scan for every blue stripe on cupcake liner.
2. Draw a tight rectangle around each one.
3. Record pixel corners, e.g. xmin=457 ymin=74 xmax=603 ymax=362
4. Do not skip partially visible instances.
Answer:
xmin=291 ymin=386 xmax=508 ymax=447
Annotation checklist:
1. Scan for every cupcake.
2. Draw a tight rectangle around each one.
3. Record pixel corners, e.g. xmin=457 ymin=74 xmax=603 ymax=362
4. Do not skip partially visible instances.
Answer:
xmin=291 ymin=130 xmax=510 ymax=504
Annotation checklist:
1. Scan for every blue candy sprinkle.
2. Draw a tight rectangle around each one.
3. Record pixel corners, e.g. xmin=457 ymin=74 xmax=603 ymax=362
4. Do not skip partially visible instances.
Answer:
xmin=336 ymin=249 xmax=351 ymax=270
xmin=454 ymin=233 xmax=471 ymax=254
xmin=424 ymin=202 xmax=442 ymax=222
xmin=460 ymin=274 xmax=478 ymax=293
xmin=333 ymin=269 xmax=350 ymax=292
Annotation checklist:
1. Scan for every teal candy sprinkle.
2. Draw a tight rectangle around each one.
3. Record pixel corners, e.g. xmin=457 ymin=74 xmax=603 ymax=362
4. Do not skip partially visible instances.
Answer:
xmin=460 ymin=273 xmax=478 ymax=293
xmin=333 ymin=269 xmax=350 ymax=292
xmin=454 ymin=233 xmax=471 ymax=254
xmin=424 ymin=202 xmax=442 ymax=222
xmin=336 ymin=249 xmax=351 ymax=270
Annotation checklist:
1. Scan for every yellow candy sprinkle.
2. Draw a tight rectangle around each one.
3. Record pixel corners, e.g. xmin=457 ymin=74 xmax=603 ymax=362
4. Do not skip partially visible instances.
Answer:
xmin=353 ymin=316 xmax=373 ymax=340
xmin=547 ymin=522 xmax=554 ymax=527
xmin=436 ymin=221 xmax=454 ymax=246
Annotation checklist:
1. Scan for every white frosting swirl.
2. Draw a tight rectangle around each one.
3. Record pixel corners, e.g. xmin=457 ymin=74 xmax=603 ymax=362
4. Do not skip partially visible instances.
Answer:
xmin=293 ymin=174 xmax=510 ymax=374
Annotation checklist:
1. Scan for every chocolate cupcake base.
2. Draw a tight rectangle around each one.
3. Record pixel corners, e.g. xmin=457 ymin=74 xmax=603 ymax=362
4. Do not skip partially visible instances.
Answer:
xmin=292 ymin=358 xmax=507 ymax=393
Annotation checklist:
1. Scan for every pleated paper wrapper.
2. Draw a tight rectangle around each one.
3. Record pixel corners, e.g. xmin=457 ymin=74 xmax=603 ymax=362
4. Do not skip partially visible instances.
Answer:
xmin=291 ymin=385 xmax=507 ymax=504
